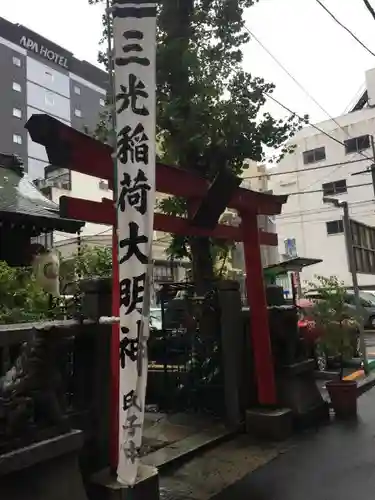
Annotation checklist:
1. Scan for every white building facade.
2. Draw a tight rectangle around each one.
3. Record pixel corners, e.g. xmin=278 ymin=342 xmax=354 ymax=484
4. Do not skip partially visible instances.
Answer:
xmin=271 ymin=67 xmax=375 ymax=287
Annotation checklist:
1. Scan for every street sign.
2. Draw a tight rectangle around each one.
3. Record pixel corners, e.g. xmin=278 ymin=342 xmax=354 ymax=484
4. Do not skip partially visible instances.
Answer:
xmin=284 ymin=237 xmax=297 ymax=258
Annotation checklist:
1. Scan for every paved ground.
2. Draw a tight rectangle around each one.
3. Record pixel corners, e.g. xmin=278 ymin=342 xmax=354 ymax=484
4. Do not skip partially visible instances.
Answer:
xmin=159 ymin=435 xmax=292 ymax=500
xmin=365 ymin=330 xmax=375 ymax=358
xmin=142 ymin=411 xmax=220 ymax=455
xmin=212 ymin=389 xmax=375 ymax=500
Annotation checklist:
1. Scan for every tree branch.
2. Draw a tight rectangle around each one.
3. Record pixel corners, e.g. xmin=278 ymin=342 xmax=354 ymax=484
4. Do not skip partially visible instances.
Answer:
xmin=363 ymin=0 xmax=375 ymax=21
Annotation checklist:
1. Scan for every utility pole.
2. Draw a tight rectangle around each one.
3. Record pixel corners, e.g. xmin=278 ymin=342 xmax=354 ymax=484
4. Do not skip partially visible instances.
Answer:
xmin=370 ymin=135 xmax=375 ymax=196
xmin=324 ymin=197 xmax=369 ymax=372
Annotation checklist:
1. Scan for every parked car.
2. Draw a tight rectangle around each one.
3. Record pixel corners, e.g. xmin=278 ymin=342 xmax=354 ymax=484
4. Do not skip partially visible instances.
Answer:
xmin=345 ymin=291 xmax=375 ymax=329
xmin=297 ymin=298 xmax=361 ymax=371
xmin=305 ymin=290 xmax=375 ymax=329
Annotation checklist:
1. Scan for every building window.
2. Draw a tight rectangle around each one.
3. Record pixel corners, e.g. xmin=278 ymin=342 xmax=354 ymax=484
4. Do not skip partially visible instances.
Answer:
xmin=74 ymin=85 xmax=81 ymax=95
xmin=74 ymin=108 xmax=82 ymax=118
xmin=302 ymin=147 xmax=326 ymax=165
xmin=45 ymin=92 xmax=54 ymax=106
xmin=322 ymin=179 xmax=347 ymax=196
xmin=12 ymin=56 xmax=21 ymax=67
xmin=13 ymin=134 xmax=22 ymax=144
xmin=12 ymin=108 xmax=22 ymax=119
xmin=99 ymin=179 xmax=109 ymax=190
xmin=12 ymin=82 xmax=21 ymax=92
xmin=100 ymin=98 xmax=105 ymax=107
xmin=326 ymin=219 xmax=344 ymax=235
xmin=153 ymin=264 xmax=174 ymax=282
xmin=344 ymin=135 xmax=370 ymax=154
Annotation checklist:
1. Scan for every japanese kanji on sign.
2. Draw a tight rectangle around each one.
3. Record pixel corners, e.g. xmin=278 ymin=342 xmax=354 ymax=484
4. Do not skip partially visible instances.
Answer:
xmin=112 ymin=0 xmax=157 ymax=485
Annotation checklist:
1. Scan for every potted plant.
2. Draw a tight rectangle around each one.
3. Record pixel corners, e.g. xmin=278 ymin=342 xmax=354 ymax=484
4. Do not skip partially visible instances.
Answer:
xmin=308 ymin=275 xmax=359 ymax=419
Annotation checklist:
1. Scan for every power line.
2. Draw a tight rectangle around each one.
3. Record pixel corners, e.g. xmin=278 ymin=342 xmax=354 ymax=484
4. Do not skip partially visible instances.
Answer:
xmin=277 ymin=199 xmax=375 ymax=219
xmin=304 ymin=159 xmax=363 ymax=192
xmin=244 ymin=25 xmax=371 ymax=153
xmin=315 ymin=0 xmax=375 ymax=57
xmin=277 ymin=206 xmax=375 ymax=224
xmin=242 ymin=157 xmax=369 ymax=180
xmin=264 ymin=92 xmax=375 ymax=191
xmin=287 ymin=182 xmax=372 ymax=196
xmin=243 ymin=21 xmax=373 ymax=194
xmin=279 ymin=208 xmax=375 ymax=225
xmin=54 ymin=227 xmax=112 ymax=240
xmin=265 ymin=92 xmax=371 ymax=156
xmin=54 ymin=226 xmax=173 ymax=245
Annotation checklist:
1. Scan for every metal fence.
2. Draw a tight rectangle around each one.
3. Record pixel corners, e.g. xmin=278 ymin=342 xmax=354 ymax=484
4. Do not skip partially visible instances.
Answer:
xmin=0 ymin=320 xmax=111 ymax=475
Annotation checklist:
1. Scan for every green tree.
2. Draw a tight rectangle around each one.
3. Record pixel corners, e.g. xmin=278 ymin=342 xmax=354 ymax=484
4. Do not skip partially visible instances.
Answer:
xmin=89 ymin=0 xmax=304 ymax=291
xmin=0 ymin=261 xmax=53 ymax=324
xmin=60 ymin=245 xmax=112 ymax=284
xmin=307 ymin=275 xmax=359 ymax=379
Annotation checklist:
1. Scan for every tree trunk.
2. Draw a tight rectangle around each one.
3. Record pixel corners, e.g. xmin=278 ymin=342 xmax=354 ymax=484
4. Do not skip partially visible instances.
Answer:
xmin=189 ymin=237 xmax=215 ymax=294
xmin=160 ymin=0 xmax=216 ymax=288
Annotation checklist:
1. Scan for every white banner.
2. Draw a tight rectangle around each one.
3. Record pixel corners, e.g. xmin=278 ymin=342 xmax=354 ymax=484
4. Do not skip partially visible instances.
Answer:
xmin=112 ymin=0 xmax=157 ymax=486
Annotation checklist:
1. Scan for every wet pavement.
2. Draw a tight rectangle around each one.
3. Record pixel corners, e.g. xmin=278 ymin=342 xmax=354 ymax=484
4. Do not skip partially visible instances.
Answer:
xmin=142 ymin=411 xmax=222 ymax=456
xmin=212 ymin=389 xmax=375 ymax=500
xmin=159 ymin=435 xmax=291 ymax=500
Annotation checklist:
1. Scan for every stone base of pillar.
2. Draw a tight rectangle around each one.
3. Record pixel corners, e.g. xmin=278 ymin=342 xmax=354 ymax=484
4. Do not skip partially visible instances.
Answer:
xmin=277 ymin=360 xmax=330 ymax=428
xmin=245 ymin=408 xmax=293 ymax=441
xmin=0 ymin=430 xmax=87 ymax=500
xmin=90 ymin=464 xmax=159 ymax=500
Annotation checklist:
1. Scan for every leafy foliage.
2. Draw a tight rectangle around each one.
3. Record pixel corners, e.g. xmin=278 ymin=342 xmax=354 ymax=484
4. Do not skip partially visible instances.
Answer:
xmin=0 ymin=261 xmax=54 ymax=324
xmin=60 ymin=245 xmax=112 ymax=284
xmin=0 ymin=246 xmax=113 ymax=324
xmin=307 ymin=275 xmax=358 ymax=378
xmin=89 ymin=0 xmax=305 ymax=277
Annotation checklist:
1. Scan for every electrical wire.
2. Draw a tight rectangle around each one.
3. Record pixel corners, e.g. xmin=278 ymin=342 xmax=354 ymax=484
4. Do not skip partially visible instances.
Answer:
xmin=242 ymin=157 xmax=370 ymax=180
xmin=314 ymin=0 xmax=375 ymax=58
xmin=54 ymin=226 xmax=173 ymax=246
xmin=277 ymin=199 xmax=375 ymax=219
xmin=52 ymin=15 xmax=375 ymax=247
xmin=263 ymin=92 xmax=375 ymax=191
xmin=265 ymin=92 xmax=372 ymax=156
xmin=242 ymin=21 xmax=374 ymax=195
xmin=303 ymin=159 xmax=363 ymax=192
xmin=287 ymin=182 xmax=372 ymax=196
xmin=279 ymin=209 xmax=375 ymax=225
xmin=244 ymin=24 xmax=372 ymax=158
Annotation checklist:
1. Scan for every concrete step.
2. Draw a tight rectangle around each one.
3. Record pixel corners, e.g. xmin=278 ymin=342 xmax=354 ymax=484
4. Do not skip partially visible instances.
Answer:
xmin=142 ymin=424 xmax=239 ymax=471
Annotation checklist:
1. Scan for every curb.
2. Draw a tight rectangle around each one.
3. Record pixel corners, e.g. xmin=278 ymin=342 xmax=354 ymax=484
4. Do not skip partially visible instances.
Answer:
xmin=357 ymin=372 xmax=375 ymax=397
xmin=142 ymin=424 xmax=242 ymax=473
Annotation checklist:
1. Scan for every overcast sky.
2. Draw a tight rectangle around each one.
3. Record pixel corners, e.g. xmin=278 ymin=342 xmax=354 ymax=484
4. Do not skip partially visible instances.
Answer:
xmin=2 ymin=0 xmax=375 ymax=124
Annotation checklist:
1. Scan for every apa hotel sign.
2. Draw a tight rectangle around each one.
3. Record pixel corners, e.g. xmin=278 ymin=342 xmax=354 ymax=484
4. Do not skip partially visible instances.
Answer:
xmin=20 ymin=35 xmax=69 ymax=69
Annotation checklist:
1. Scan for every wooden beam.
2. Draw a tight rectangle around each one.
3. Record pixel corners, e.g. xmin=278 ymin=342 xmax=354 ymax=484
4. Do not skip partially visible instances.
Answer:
xmin=59 ymin=196 xmax=278 ymax=245
xmin=26 ymin=114 xmax=287 ymax=215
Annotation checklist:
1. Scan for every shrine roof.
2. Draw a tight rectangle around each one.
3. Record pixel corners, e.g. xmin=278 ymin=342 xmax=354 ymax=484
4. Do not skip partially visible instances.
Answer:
xmin=0 ymin=154 xmax=84 ymax=233
xmin=264 ymin=257 xmax=323 ymax=277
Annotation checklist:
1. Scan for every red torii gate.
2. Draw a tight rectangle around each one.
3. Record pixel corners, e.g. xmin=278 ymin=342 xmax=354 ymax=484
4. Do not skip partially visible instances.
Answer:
xmin=26 ymin=112 xmax=287 ymax=413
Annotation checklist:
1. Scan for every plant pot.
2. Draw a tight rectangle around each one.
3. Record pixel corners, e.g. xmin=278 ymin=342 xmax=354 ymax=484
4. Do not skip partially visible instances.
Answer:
xmin=326 ymin=379 xmax=357 ymax=419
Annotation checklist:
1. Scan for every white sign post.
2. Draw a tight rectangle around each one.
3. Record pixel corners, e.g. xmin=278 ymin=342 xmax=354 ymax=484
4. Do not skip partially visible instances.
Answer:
xmin=112 ymin=0 xmax=157 ymax=486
